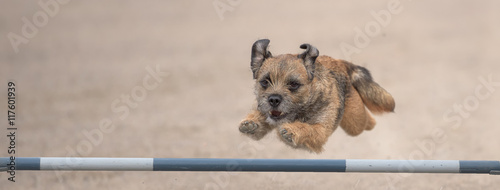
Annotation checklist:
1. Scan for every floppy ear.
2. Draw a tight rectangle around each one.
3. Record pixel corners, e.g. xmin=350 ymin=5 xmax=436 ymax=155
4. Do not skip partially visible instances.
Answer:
xmin=298 ymin=43 xmax=319 ymax=81
xmin=251 ymin=39 xmax=272 ymax=79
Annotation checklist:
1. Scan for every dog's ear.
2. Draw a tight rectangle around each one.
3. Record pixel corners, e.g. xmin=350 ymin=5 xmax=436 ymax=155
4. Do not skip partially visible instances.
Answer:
xmin=298 ymin=43 xmax=319 ymax=81
xmin=251 ymin=39 xmax=272 ymax=79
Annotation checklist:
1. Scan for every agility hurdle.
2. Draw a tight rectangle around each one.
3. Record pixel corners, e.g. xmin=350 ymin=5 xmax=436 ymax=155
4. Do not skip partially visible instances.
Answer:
xmin=1 ymin=157 xmax=499 ymax=175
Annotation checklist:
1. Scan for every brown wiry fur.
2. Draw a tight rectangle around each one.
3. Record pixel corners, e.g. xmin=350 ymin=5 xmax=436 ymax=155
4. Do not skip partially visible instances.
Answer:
xmin=239 ymin=39 xmax=395 ymax=153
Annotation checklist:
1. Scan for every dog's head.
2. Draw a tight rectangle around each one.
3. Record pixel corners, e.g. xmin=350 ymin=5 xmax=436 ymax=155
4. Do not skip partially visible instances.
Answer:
xmin=250 ymin=39 xmax=319 ymax=124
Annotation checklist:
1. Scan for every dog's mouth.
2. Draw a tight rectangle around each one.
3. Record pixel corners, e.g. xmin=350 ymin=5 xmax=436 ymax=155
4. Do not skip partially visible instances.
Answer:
xmin=269 ymin=110 xmax=286 ymax=120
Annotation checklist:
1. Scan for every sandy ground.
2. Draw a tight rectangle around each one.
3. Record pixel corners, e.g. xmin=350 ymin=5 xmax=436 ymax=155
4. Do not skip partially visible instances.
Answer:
xmin=1 ymin=0 xmax=500 ymax=189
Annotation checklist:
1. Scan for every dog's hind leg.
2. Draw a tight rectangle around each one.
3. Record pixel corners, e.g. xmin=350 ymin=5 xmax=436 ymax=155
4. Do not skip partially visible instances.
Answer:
xmin=340 ymin=87 xmax=376 ymax=136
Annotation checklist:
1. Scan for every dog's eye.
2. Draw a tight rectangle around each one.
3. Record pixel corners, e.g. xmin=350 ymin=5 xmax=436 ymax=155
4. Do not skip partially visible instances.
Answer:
xmin=288 ymin=81 xmax=301 ymax=91
xmin=260 ymin=80 xmax=269 ymax=88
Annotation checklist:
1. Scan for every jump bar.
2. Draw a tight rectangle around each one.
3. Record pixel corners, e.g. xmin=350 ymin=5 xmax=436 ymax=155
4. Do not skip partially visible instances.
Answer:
xmin=1 ymin=157 xmax=499 ymax=175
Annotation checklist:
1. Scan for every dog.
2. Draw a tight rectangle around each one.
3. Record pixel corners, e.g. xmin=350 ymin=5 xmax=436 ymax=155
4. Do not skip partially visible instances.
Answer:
xmin=238 ymin=39 xmax=395 ymax=153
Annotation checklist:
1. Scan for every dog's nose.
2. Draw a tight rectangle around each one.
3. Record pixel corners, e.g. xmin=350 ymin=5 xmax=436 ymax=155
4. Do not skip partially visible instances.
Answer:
xmin=268 ymin=94 xmax=282 ymax=107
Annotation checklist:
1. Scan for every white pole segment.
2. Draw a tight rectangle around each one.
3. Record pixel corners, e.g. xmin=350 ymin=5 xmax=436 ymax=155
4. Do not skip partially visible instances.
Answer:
xmin=346 ymin=159 xmax=460 ymax=173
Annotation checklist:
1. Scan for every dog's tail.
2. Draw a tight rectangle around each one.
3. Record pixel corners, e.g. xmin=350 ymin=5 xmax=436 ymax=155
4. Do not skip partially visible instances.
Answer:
xmin=349 ymin=65 xmax=395 ymax=114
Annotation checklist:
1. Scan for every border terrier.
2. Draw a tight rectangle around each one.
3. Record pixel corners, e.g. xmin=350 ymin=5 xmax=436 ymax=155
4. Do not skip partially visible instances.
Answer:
xmin=239 ymin=39 xmax=395 ymax=153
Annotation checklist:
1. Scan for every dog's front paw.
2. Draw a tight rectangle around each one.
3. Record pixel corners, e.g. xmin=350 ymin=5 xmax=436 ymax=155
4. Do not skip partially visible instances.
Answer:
xmin=239 ymin=120 xmax=259 ymax=134
xmin=279 ymin=127 xmax=296 ymax=146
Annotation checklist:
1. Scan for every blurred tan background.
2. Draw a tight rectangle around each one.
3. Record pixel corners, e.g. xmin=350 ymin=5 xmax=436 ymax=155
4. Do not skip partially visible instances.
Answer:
xmin=1 ymin=0 xmax=500 ymax=189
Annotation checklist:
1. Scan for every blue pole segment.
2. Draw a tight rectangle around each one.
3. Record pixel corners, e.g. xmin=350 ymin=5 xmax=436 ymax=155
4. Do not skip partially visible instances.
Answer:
xmin=0 ymin=157 xmax=40 ymax=171
xmin=153 ymin=158 xmax=347 ymax=172
xmin=459 ymin=160 xmax=500 ymax=174
xmin=17 ymin=157 xmax=41 ymax=170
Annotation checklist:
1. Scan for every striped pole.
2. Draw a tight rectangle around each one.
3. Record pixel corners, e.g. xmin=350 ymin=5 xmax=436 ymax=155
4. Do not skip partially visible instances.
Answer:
xmin=1 ymin=157 xmax=499 ymax=175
